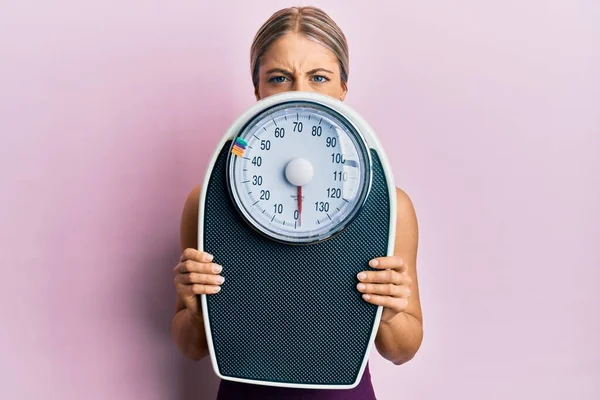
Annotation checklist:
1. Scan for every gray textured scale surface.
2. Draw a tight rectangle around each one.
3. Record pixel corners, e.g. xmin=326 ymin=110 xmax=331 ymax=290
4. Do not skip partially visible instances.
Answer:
xmin=202 ymin=140 xmax=391 ymax=386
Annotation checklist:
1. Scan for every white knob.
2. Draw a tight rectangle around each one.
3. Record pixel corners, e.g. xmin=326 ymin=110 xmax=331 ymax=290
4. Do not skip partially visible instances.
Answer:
xmin=285 ymin=158 xmax=314 ymax=187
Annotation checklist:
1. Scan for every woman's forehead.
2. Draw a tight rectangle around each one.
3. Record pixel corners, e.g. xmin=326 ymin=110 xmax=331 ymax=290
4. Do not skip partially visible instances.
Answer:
xmin=260 ymin=33 xmax=339 ymax=72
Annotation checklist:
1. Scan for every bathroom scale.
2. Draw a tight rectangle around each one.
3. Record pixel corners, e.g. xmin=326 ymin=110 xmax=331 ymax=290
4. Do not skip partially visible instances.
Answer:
xmin=198 ymin=91 xmax=397 ymax=389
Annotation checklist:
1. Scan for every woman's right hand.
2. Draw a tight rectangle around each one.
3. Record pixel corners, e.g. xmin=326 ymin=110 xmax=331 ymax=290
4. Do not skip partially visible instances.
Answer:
xmin=173 ymin=248 xmax=224 ymax=316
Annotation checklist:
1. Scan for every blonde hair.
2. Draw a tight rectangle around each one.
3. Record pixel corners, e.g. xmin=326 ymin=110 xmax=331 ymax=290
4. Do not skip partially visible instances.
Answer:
xmin=250 ymin=6 xmax=349 ymax=89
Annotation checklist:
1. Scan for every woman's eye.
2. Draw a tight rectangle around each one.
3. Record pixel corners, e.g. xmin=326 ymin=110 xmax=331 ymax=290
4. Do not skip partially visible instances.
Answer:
xmin=312 ymin=75 xmax=329 ymax=83
xmin=269 ymin=76 xmax=288 ymax=84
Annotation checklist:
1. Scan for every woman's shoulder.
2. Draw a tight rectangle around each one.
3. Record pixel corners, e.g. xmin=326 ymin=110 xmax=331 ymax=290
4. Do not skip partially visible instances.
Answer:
xmin=394 ymin=186 xmax=418 ymax=235
xmin=179 ymin=184 xmax=202 ymax=249
xmin=393 ymin=186 xmax=418 ymax=243
xmin=182 ymin=184 xmax=201 ymax=216
xmin=395 ymin=186 xmax=416 ymax=214
xmin=186 ymin=184 xmax=202 ymax=203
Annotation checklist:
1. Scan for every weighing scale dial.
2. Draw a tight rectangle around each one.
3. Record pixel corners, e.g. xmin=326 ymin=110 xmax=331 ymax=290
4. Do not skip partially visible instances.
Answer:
xmin=227 ymin=101 xmax=372 ymax=244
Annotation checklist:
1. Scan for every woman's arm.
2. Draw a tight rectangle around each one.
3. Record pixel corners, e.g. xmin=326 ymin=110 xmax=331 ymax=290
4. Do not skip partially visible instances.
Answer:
xmin=172 ymin=299 xmax=209 ymax=360
xmin=171 ymin=185 xmax=211 ymax=360
xmin=374 ymin=188 xmax=424 ymax=365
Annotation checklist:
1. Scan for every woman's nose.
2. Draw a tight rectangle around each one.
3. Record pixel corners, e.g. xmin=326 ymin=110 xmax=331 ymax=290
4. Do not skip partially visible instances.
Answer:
xmin=292 ymin=79 xmax=314 ymax=92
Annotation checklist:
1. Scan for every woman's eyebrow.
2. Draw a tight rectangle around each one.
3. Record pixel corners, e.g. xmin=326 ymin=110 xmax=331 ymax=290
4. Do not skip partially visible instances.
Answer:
xmin=264 ymin=67 xmax=335 ymax=76
xmin=264 ymin=68 xmax=293 ymax=76
xmin=306 ymin=68 xmax=334 ymax=74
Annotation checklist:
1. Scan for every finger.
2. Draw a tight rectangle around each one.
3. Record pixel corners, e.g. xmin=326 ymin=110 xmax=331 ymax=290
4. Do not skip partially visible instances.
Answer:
xmin=357 ymin=269 xmax=410 ymax=286
xmin=178 ymin=283 xmax=222 ymax=295
xmin=175 ymin=260 xmax=223 ymax=275
xmin=180 ymin=248 xmax=214 ymax=263
xmin=191 ymin=283 xmax=221 ymax=295
xmin=361 ymin=293 xmax=408 ymax=313
xmin=176 ymin=272 xmax=225 ymax=286
xmin=369 ymin=255 xmax=407 ymax=273
xmin=192 ymin=284 xmax=221 ymax=294
xmin=356 ymin=282 xmax=411 ymax=298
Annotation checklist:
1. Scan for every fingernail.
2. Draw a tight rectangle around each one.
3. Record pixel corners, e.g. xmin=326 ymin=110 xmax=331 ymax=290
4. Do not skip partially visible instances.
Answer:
xmin=369 ymin=259 xmax=379 ymax=267
xmin=212 ymin=264 xmax=222 ymax=273
xmin=205 ymin=253 xmax=214 ymax=262
xmin=216 ymin=276 xmax=225 ymax=284
xmin=357 ymin=272 xmax=367 ymax=280
xmin=357 ymin=283 xmax=366 ymax=291
xmin=362 ymin=294 xmax=371 ymax=300
xmin=214 ymin=286 xmax=221 ymax=293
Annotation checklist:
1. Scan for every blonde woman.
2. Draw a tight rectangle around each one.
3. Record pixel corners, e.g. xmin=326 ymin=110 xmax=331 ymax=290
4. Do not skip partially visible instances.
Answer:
xmin=172 ymin=6 xmax=423 ymax=399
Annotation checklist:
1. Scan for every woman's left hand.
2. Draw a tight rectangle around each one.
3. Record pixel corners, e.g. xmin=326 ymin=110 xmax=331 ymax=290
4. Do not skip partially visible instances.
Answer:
xmin=356 ymin=255 xmax=412 ymax=323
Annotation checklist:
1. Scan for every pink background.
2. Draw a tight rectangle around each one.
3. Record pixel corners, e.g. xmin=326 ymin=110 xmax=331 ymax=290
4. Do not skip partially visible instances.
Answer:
xmin=1 ymin=1 xmax=598 ymax=399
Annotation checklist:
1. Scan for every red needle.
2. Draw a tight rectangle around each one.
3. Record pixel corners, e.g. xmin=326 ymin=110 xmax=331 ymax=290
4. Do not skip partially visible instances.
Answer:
xmin=297 ymin=186 xmax=302 ymax=226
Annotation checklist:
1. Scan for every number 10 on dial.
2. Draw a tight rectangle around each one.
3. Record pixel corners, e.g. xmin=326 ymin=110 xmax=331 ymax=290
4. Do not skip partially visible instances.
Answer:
xmin=227 ymin=101 xmax=372 ymax=244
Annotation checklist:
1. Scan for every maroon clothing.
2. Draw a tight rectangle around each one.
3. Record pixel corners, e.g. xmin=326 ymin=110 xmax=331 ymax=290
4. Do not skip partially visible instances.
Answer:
xmin=216 ymin=363 xmax=377 ymax=400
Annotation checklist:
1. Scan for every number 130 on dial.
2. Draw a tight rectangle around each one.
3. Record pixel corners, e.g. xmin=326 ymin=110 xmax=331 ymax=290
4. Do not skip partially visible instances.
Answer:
xmin=227 ymin=101 xmax=372 ymax=245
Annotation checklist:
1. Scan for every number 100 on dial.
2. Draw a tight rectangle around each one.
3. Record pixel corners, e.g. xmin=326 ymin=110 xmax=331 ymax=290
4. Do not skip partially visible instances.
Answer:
xmin=227 ymin=101 xmax=372 ymax=244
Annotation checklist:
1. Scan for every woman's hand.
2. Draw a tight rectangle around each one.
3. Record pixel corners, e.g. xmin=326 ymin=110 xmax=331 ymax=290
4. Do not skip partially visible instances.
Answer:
xmin=356 ymin=255 xmax=412 ymax=323
xmin=173 ymin=248 xmax=224 ymax=316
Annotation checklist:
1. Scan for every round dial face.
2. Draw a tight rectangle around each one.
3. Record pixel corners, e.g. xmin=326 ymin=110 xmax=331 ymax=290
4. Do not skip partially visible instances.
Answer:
xmin=227 ymin=100 xmax=372 ymax=244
